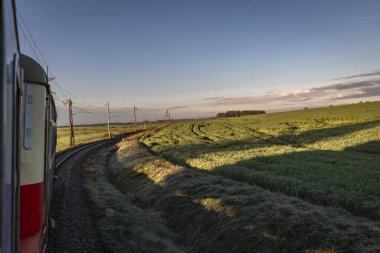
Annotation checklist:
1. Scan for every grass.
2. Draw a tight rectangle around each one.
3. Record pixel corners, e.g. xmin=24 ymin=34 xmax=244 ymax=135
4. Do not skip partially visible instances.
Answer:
xmin=141 ymin=101 xmax=380 ymax=221
xmin=81 ymin=102 xmax=380 ymax=252
xmin=57 ymin=122 xmax=160 ymax=151
xmin=83 ymin=146 xmax=185 ymax=253
xmin=89 ymin=134 xmax=380 ymax=252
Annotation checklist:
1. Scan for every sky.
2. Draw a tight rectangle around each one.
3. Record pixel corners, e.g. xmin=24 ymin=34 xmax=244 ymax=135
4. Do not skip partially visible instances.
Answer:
xmin=16 ymin=0 xmax=380 ymax=125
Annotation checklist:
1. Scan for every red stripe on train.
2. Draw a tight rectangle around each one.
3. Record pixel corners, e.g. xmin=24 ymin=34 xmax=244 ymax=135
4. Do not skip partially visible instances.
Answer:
xmin=20 ymin=182 xmax=44 ymax=238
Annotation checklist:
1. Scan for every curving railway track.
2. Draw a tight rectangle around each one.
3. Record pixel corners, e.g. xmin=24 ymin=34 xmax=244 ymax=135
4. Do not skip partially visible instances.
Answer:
xmin=47 ymin=136 xmax=125 ymax=253
xmin=55 ymin=139 xmax=115 ymax=167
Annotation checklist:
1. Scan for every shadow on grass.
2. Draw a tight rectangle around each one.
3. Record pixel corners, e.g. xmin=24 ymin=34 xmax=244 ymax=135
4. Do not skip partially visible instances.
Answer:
xmin=212 ymin=141 xmax=380 ymax=221
xmin=257 ymin=118 xmax=380 ymax=148
xmin=104 ymin=141 xmax=380 ymax=253
xmin=143 ymin=121 xmax=380 ymax=222
xmin=149 ymin=118 xmax=380 ymax=155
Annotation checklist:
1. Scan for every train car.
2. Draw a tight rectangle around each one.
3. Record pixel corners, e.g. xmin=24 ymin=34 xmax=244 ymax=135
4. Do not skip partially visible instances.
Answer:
xmin=1 ymin=1 xmax=57 ymax=252
xmin=19 ymin=54 xmax=57 ymax=253
xmin=1 ymin=0 xmax=22 ymax=252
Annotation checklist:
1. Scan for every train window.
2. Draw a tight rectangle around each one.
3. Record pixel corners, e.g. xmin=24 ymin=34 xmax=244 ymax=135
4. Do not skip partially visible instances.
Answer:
xmin=23 ymin=83 xmax=34 ymax=150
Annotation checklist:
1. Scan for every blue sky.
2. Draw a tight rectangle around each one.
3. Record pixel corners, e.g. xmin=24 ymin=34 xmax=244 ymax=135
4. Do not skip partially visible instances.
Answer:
xmin=17 ymin=0 xmax=380 ymax=125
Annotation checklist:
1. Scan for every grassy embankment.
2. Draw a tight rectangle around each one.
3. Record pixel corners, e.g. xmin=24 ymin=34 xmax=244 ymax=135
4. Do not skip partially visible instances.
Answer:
xmin=83 ymin=142 xmax=185 ymax=253
xmin=141 ymin=101 xmax=380 ymax=221
xmin=84 ymin=133 xmax=380 ymax=252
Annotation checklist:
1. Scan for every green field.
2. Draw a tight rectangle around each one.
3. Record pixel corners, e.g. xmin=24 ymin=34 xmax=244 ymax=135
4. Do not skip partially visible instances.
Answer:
xmin=141 ymin=101 xmax=380 ymax=221
xmin=84 ymin=132 xmax=380 ymax=252
xmin=81 ymin=102 xmax=380 ymax=252
xmin=57 ymin=122 xmax=158 ymax=151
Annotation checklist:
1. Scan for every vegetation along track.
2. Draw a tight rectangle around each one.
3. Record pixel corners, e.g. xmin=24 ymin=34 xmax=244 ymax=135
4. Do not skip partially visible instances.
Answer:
xmin=47 ymin=136 xmax=126 ymax=253
xmin=84 ymin=134 xmax=380 ymax=252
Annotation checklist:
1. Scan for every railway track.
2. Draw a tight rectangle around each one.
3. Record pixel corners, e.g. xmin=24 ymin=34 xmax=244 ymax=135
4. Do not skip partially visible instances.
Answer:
xmin=47 ymin=136 xmax=125 ymax=253
xmin=56 ymin=138 xmax=115 ymax=167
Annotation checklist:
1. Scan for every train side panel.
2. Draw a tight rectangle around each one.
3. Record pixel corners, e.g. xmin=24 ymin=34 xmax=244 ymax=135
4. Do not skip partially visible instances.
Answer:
xmin=19 ymin=83 xmax=47 ymax=253
xmin=1 ymin=0 xmax=21 ymax=252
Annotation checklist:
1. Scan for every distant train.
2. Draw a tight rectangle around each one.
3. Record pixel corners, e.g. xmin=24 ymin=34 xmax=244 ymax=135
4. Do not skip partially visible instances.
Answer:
xmin=1 ymin=1 xmax=57 ymax=253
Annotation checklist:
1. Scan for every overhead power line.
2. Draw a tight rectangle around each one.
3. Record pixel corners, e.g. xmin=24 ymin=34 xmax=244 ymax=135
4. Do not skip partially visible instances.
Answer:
xmin=16 ymin=21 xmax=41 ymax=64
xmin=16 ymin=8 xmax=49 ymax=68
xmin=16 ymin=8 xmax=94 ymax=109
xmin=50 ymin=79 xmax=93 ymax=107
xmin=16 ymin=8 xmax=118 ymax=136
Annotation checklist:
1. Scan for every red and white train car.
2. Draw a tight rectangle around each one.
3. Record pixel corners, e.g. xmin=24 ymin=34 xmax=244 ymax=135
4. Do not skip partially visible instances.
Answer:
xmin=19 ymin=55 xmax=57 ymax=253
xmin=1 ymin=2 xmax=57 ymax=252
xmin=1 ymin=1 xmax=21 ymax=252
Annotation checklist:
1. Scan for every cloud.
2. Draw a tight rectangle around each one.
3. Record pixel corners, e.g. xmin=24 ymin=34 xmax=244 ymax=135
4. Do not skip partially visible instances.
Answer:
xmin=166 ymin=106 xmax=189 ymax=110
xmin=205 ymin=79 xmax=380 ymax=107
xmin=326 ymin=82 xmax=380 ymax=100
xmin=56 ymin=69 xmax=380 ymax=126
xmin=336 ymin=69 xmax=380 ymax=80
xmin=202 ymin=96 xmax=225 ymax=101
xmin=313 ymin=80 xmax=380 ymax=91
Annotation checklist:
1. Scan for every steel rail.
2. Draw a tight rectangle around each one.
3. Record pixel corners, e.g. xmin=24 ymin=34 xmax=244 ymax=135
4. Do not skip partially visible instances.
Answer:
xmin=56 ymin=142 xmax=104 ymax=168
xmin=55 ymin=131 xmax=143 ymax=169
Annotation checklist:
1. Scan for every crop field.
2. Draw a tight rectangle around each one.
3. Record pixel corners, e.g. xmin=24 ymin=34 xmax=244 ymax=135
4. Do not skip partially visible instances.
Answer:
xmin=84 ymin=132 xmax=380 ymax=252
xmin=141 ymin=101 xmax=380 ymax=222
xmin=81 ymin=102 xmax=380 ymax=252
xmin=57 ymin=122 xmax=158 ymax=151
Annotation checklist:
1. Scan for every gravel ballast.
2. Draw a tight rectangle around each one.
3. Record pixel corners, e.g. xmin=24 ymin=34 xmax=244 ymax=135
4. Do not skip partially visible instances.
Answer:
xmin=47 ymin=143 xmax=114 ymax=253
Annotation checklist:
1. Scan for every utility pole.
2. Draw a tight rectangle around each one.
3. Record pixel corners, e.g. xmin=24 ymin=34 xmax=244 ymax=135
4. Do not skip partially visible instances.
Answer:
xmin=166 ymin=110 xmax=170 ymax=120
xmin=64 ymin=99 xmax=75 ymax=147
xmin=133 ymin=106 xmax=137 ymax=124
xmin=133 ymin=106 xmax=137 ymax=132
xmin=106 ymin=102 xmax=111 ymax=138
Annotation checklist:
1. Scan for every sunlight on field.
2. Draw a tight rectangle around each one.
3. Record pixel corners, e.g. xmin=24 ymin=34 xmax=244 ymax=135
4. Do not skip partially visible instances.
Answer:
xmin=141 ymin=101 xmax=380 ymax=221
xmin=86 ymin=133 xmax=380 ymax=252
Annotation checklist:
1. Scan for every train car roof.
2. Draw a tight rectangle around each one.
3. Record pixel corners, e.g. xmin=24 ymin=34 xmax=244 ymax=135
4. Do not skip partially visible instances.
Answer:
xmin=20 ymin=54 xmax=57 ymax=120
xmin=20 ymin=54 xmax=48 ymax=86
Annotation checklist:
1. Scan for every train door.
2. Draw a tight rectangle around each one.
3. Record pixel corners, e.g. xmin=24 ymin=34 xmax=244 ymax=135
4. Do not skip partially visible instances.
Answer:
xmin=0 ymin=0 xmax=20 ymax=252
xmin=19 ymin=54 xmax=48 ymax=253
xmin=42 ymin=94 xmax=50 ymax=249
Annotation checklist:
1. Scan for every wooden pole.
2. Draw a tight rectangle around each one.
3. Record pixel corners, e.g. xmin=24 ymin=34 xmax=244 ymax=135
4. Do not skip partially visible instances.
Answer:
xmin=133 ymin=106 xmax=137 ymax=132
xmin=106 ymin=102 xmax=111 ymax=138
xmin=133 ymin=106 xmax=137 ymax=124
xmin=68 ymin=99 xmax=75 ymax=146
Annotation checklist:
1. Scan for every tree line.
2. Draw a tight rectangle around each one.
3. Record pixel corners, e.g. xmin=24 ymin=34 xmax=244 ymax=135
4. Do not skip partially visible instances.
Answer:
xmin=216 ymin=110 xmax=266 ymax=118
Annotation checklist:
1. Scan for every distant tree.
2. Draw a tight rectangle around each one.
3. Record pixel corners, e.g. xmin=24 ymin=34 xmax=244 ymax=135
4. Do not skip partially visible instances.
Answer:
xmin=216 ymin=110 xmax=265 ymax=118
